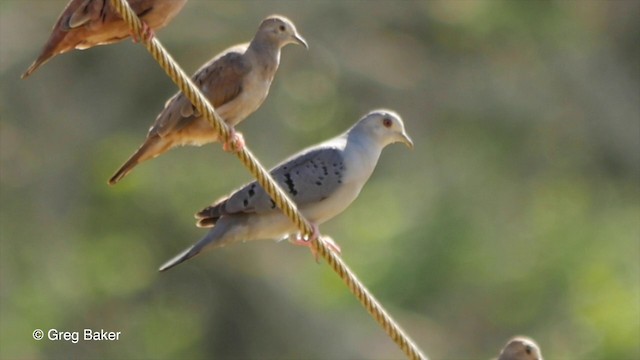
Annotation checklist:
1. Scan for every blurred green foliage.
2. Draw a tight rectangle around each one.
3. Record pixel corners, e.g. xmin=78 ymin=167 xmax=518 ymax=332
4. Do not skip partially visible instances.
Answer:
xmin=1 ymin=1 xmax=639 ymax=359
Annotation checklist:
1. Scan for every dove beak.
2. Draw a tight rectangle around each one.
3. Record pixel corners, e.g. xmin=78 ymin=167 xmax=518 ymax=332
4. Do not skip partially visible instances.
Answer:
xmin=400 ymin=132 xmax=414 ymax=149
xmin=293 ymin=33 xmax=309 ymax=49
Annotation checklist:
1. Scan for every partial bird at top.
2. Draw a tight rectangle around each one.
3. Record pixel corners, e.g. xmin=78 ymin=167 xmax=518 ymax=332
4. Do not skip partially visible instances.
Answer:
xmin=159 ymin=109 xmax=413 ymax=272
xmin=497 ymin=337 xmax=543 ymax=360
xmin=108 ymin=15 xmax=308 ymax=185
xmin=22 ymin=0 xmax=188 ymax=79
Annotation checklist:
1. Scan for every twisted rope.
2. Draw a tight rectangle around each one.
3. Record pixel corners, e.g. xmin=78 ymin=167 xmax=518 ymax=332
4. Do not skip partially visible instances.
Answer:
xmin=109 ymin=1 xmax=426 ymax=359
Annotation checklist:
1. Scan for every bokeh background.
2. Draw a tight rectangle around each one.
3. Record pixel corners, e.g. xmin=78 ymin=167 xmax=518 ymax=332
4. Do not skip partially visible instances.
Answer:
xmin=1 ymin=1 xmax=639 ymax=359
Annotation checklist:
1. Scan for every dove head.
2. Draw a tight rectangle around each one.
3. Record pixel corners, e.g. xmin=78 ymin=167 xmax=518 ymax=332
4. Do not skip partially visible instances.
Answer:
xmin=351 ymin=109 xmax=413 ymax=149
xmin=257 ymin=15 xmax=308 ymax=49
xmin=498 ymin=337 xmax=543 ymax=360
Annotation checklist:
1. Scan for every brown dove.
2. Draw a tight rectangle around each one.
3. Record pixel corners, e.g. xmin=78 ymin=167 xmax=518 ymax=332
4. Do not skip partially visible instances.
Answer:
xmin=497 ymin=337 xmax=543 ymax=360
xmin=108 ymin=15 xmax=307 ymax=185
xmin=22 ymin=0 xmax=188 ymax=79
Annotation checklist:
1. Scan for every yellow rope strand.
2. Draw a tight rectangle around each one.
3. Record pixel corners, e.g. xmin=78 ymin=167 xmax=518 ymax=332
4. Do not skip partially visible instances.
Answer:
xmin=109 ymin=1 xmax=426 ymax=359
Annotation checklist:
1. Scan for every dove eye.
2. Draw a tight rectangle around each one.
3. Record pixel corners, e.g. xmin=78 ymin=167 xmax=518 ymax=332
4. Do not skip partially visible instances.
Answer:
xmin=279 ymin=25 xmax=286 ymax=32
xmin=382 ymin=118 xmax=392 ymax=128
xmin=524 ymin=345 xmax=532 ymax=355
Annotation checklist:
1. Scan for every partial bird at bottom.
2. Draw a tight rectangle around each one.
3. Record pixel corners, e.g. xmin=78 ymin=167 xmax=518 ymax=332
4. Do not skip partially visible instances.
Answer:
xmin=497 ymin=337 xmax=543 ymax=360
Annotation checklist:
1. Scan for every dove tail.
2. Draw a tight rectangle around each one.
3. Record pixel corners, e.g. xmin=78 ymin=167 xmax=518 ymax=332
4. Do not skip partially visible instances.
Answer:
xmin=21 ymin=26 xmax=69 ymax=79
xmin=159 ymin=223 xmax=228 ymax=272
xmin=108 ymin=136 xmax=167 ymax=185
xmin=21 ymin=51 xmax=55 ymax=79
xmin=158 ymin=244 xmax=201 ymax=272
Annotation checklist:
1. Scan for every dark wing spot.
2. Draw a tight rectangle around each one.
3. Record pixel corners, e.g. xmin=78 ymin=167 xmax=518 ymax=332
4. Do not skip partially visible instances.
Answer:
xmin=243 ymin=199 xmax=249 ymax=207
xmin=322 ymin=166 xmax=328 ymax=176
xmin=270 ymin=199 xmax=276 ymax=209
xmin=284 ymin=173 xmax=298 ymax=196
xmin=248 ymin=184 xmax=256 ymax=197
xmin=315 ymin=181 xmax=322 ymax=186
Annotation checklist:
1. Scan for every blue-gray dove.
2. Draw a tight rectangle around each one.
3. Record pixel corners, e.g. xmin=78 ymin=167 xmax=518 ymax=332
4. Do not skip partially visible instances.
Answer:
xmin=159 ymin=109 xmax=413 ymax=272
xmin=497 ymin=337 xmax=543 ymax=360
xmin=22 ymin=0 xmax=188 ymax=78
xmin=108 ymin=15 xmax=307 ymax=185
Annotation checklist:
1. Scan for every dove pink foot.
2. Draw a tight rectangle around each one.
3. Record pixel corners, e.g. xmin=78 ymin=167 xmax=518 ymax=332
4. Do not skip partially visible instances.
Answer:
xmin=222 ymin=128 xmax=245 ymax=152
xmin=290 ymin=223 xmax=342 ymax=261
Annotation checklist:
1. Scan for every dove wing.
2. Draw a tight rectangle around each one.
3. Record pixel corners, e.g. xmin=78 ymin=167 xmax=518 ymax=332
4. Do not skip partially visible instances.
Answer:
xmin=196 ymin=146 xmax=347 ymax=224
xmin=151 ymin=47 xmax=251 ymax=137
